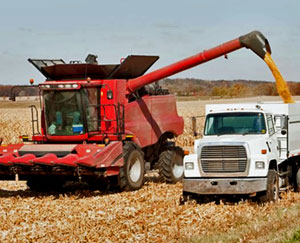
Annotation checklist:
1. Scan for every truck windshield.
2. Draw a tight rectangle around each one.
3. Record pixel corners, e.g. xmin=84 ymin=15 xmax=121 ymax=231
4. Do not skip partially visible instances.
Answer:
xmin=204 ymin=112 xmax=266 ymax=136
xmin=44 ymin=90 xmax=85 ymax=135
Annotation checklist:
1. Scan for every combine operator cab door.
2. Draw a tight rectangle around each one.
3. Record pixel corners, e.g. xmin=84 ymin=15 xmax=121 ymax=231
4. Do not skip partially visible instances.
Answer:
xmin=82 ymin=88 xmax=101 ymax=133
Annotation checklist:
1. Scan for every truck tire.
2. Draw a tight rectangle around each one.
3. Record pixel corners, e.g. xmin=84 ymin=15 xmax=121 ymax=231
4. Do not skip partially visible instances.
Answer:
xmin=295 ymin=168 xmax=300 ymax=192
xmin=180 ymin=191 xmax=193 ymax=205
xmin=259 ymin=169 xmax=279 ymax=203
xmin=180 ymin=191 xmax=208 ymax=204
xmin=158 ymin=146 xmax=184 ymax=183
xmin=120 ymin=142 xmax=145 ymax=191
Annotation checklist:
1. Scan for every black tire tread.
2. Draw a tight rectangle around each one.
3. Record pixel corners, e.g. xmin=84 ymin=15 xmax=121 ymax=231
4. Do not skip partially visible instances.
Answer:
xmin=120 ymin=142 xmax=145 ymax=191
xmin=158 ymin=146 xmax=184 ymax=183
xmin=259 ymin=169 xmax=279 ymax=203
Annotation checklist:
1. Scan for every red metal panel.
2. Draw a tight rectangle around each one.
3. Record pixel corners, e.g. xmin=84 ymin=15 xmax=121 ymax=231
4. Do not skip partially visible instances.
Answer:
xmin=12 ymin=154 xmax=36 ymax=166
xmin=0 ymin=154 xmax=15 ymax=166
xmin=76 ymin=141 xmax=123 ymax=168
xmin=53 ymin=154 xmax=79 ymax=167
xmin=32 ymin=153 xmax=58 ymax=166
xmin=32 ymin=135 xmax=46 ymax=142
xmin=74 ymin=144 xmax=103 ymax=157
xmin=0 ymin=144 xmax=23 ymax=156
xmin=100 ymin=80 xmax=124 ymax=135
xmin=46 ymin=134 xmax=89 ymax=142
xmin=125 ymin=95 xmax=183 ymax=148
xmin=106 ymin=166 xmax=120 ymax=176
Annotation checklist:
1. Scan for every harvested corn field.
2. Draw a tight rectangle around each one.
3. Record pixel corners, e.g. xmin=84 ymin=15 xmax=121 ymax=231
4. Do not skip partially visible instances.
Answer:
xmin=1 ymin=179 xmax=300 ymax=242
xmin=1 ymin=97 xmax=300 ymax=242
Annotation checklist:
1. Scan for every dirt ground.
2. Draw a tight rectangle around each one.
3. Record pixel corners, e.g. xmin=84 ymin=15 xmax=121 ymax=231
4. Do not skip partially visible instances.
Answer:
xmin=0 ymin=96 xmax=300 ymax=242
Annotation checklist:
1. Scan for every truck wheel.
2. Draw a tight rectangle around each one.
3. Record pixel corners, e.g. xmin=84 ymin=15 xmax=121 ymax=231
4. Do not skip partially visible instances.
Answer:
xmin=180 ymin=191 xmax=206 ymax=204
xmin=259 ymin=169 xmax=279 ymax=203
xmin=120 ymin=142 xmax=145 ymax=191
xmin=158 ymin=146 xmax=184 ymax=183
xmin=293 ymin=168 xmax=300 ymax=192
xmin=180 ymin=191 xmax=193 ymax=205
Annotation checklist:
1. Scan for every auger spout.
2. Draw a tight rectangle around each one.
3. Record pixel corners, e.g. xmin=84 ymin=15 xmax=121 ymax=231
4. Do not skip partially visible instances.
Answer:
xmin=127 ymin=30 xmax=271 ymax=92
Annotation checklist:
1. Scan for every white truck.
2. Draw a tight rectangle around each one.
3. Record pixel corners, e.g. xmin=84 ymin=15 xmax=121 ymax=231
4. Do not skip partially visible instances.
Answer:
xmin=182 ymin=102 xmax=300 ymax=203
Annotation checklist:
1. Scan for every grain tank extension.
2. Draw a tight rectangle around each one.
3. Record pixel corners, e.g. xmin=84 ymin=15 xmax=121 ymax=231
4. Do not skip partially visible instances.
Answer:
xmin=1 ymin=31 xmax=270 ymax=191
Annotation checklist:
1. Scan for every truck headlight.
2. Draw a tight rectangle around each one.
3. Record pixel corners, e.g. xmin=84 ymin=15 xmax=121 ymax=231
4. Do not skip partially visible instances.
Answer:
xmin=185 ymin=162 xmax=194 ymax=170
xmin=255 ymin=161 xmax=265 ymax=169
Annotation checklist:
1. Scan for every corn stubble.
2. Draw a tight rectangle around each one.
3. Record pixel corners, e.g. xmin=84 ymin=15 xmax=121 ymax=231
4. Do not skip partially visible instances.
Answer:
xmin=0 ymin=102 xmax=300 ymax=242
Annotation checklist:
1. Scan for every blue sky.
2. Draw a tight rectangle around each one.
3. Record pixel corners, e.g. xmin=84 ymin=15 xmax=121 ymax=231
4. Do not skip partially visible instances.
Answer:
xmin=1 ymin=0 xmax=299 ymax=84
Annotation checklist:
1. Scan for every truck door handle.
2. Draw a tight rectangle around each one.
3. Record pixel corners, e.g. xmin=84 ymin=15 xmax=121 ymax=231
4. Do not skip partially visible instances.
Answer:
xmin=266 ymin=142 xmax=271 ymax=152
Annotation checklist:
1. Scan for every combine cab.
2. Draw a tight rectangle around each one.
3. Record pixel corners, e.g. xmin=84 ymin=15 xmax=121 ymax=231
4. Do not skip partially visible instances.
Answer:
xmin=1 ymin=31 xmax=271 ymax=191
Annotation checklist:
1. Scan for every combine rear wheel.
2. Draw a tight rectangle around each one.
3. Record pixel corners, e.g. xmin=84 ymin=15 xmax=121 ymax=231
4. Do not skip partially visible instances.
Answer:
xmin=120 ymin=142 xmax=145 ymax=191
xmin=158 ymin=146 xmax=184 ymax=183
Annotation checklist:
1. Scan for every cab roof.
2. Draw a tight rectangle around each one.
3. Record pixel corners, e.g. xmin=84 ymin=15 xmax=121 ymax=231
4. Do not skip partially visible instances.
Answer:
xmin=28 ymin=55 xmax=159 ymax=81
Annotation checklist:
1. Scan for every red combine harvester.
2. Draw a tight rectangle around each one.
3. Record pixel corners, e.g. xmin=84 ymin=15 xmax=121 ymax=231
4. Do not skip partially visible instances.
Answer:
xmin=0 ymin=30 xmax=270 ymax=191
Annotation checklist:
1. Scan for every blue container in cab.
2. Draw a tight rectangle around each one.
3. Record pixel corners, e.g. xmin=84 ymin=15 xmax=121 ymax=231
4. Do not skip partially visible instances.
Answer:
xmin=72 ymin=124 xmax=83 ymax=133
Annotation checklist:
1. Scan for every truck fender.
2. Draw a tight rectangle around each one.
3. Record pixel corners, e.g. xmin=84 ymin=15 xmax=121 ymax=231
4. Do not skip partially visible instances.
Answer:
xmin=269 ymin=159 xmax=278 ymax=171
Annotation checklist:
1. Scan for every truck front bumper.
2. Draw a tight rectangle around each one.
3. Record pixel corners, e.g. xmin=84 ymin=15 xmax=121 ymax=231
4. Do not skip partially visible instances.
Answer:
xmin=183 ymin=177 xmax=267 ymax=195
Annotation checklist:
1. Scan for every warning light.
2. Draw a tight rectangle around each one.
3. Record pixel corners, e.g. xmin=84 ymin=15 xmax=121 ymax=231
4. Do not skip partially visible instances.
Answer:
xmin=104 ymin=137 xmax=110 ymax=145
xmin=29 ymin=79 xmax=34 ymax=85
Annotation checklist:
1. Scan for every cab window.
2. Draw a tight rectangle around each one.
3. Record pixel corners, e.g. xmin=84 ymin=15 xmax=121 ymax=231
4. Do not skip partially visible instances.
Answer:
xmin=266 ymin=114 xmax=275 ymax=135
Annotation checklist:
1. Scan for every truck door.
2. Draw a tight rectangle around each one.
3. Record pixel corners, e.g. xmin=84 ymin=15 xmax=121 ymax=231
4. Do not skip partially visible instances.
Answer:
xmin=274 ymin=115 xmax=288 ymax=160
xmin=266 ymin=114 xmax=279 ymax=159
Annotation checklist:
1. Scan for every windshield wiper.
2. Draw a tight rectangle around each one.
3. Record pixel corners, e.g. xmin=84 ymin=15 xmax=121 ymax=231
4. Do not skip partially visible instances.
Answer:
xmin=217 ymin=132 xmax=232 ymax=136
xmin=242 ymin=131 xmax=258 ymax=136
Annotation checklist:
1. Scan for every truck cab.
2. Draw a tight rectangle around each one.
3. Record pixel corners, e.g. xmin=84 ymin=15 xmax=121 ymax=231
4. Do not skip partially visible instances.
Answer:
xmin=183 ymin=102 xmax=300 ymax=202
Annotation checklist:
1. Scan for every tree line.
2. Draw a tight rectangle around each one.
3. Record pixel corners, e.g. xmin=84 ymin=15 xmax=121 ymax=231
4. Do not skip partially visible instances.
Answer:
xmin=160 ymin=78 xmax=300 ymax=97
xmin=1 ymin=79 xmax=300 ymax=98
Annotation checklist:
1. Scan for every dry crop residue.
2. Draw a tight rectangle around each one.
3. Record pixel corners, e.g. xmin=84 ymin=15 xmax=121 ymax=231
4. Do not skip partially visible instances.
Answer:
xmin=1 ymin=98 xmax=300 ymax=242
xmin=1 ymin=180 xmax=300 ymax=242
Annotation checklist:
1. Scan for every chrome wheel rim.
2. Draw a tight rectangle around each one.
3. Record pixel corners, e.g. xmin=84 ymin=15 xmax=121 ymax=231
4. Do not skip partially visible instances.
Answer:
xmin=130 ymin=158 xmax=141 ymax=182
xmin=172 ymin=154 xmax=183 ymax=179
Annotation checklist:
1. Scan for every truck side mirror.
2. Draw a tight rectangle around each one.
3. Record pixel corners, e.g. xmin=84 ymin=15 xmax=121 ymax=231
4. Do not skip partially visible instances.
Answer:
xmin=280 ymin=115 xmax=288 ymax=130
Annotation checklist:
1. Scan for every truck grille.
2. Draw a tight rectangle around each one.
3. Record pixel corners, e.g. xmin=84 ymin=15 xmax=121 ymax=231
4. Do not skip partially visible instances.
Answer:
xmin=200 ymin=146 xmax=247 ymax=173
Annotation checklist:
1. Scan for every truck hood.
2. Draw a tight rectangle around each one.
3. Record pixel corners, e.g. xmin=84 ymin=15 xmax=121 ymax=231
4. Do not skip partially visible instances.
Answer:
xmin=201 ymin=134 xmax=266 ymax=144
xmin=195 ymin=134 xmax=269 ymax=156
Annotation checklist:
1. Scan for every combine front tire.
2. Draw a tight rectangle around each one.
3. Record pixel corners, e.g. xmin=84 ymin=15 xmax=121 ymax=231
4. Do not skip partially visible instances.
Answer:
xmin=158 ymin=146 xmax=184 ymax=183
xmin=120 ymin=142 xmax=145 ymax=191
